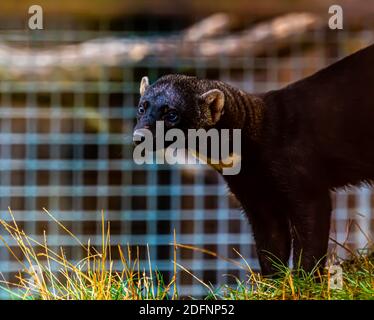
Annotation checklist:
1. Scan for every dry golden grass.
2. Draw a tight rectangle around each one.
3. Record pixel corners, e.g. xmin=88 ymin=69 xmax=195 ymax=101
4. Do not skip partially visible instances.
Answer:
xmin=0 ymin=208 xmax=177 ymax=300
xmin=0 ymin=207 xmax=372 ymax=300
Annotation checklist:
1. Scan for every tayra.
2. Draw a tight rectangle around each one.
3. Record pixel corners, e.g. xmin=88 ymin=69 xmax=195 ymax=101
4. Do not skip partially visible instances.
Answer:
xmin=133 ymin=44 xmax=374 ymax=275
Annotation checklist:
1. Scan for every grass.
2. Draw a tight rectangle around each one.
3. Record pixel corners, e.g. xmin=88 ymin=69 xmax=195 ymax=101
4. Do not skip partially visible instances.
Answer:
xmin=0 ymin=208 xmax=373 ymax=300
xmin=214 ymin=252 xmax=374 ymax=300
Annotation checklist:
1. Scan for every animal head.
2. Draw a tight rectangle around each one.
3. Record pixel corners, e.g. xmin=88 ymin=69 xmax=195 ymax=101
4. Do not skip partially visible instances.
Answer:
xmin=133 ymin=74 xmax=225 ymax=144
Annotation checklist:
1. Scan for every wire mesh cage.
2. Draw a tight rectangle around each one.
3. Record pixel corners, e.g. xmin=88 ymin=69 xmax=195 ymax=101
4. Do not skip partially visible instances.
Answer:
xmin=0 ymin=13 xmax=373 ymax=298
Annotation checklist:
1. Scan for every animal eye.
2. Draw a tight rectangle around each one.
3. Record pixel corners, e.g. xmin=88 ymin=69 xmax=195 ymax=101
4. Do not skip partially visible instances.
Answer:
xmin=138 ymin=106 xmax=145 ymax=115
xmin=166 ymin=111 xmax=178 ymax=122
xmin=138 ymin=101 xmax=148 ymax=115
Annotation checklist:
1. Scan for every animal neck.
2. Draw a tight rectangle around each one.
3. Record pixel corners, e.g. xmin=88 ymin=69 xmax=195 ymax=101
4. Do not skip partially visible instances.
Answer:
xmin=213 ymin=81 xmax=265 ymax=142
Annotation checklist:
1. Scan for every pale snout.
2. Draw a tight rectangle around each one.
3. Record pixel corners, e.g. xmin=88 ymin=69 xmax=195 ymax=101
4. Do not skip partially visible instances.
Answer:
xmin=133 ymin=128 xmax=149 ymax=146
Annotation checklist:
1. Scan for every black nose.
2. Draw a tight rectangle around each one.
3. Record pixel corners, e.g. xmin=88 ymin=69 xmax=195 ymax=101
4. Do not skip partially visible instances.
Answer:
xmin=133 ymin=129 xmax=147 ymax=146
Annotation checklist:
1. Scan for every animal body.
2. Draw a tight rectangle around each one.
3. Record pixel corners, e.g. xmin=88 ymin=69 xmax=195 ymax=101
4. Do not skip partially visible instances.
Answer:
xmin=133 ymin=44 xmax=374 ymax=275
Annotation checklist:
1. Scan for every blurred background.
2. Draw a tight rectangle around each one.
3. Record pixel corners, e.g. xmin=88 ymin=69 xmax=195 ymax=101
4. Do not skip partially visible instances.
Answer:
xmin=0 ymin=0 xmax=373 ymax=298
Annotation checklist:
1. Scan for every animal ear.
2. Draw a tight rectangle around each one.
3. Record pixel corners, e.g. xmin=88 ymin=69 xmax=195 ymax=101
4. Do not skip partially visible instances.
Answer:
xmin=200 ymin=89 xmax=225 ymax=124
xmin=140 ymin=76 xmax=149 ymax=96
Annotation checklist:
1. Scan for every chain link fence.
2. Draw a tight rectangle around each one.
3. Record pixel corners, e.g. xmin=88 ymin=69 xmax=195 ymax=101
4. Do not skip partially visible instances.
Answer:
xmin=0 ymin=16 xmax=373 ymax=298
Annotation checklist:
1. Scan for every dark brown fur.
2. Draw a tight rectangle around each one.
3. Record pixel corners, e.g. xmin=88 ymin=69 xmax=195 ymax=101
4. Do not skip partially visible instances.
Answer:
xmin=134 ymin=44 xmax=374 ymax=275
